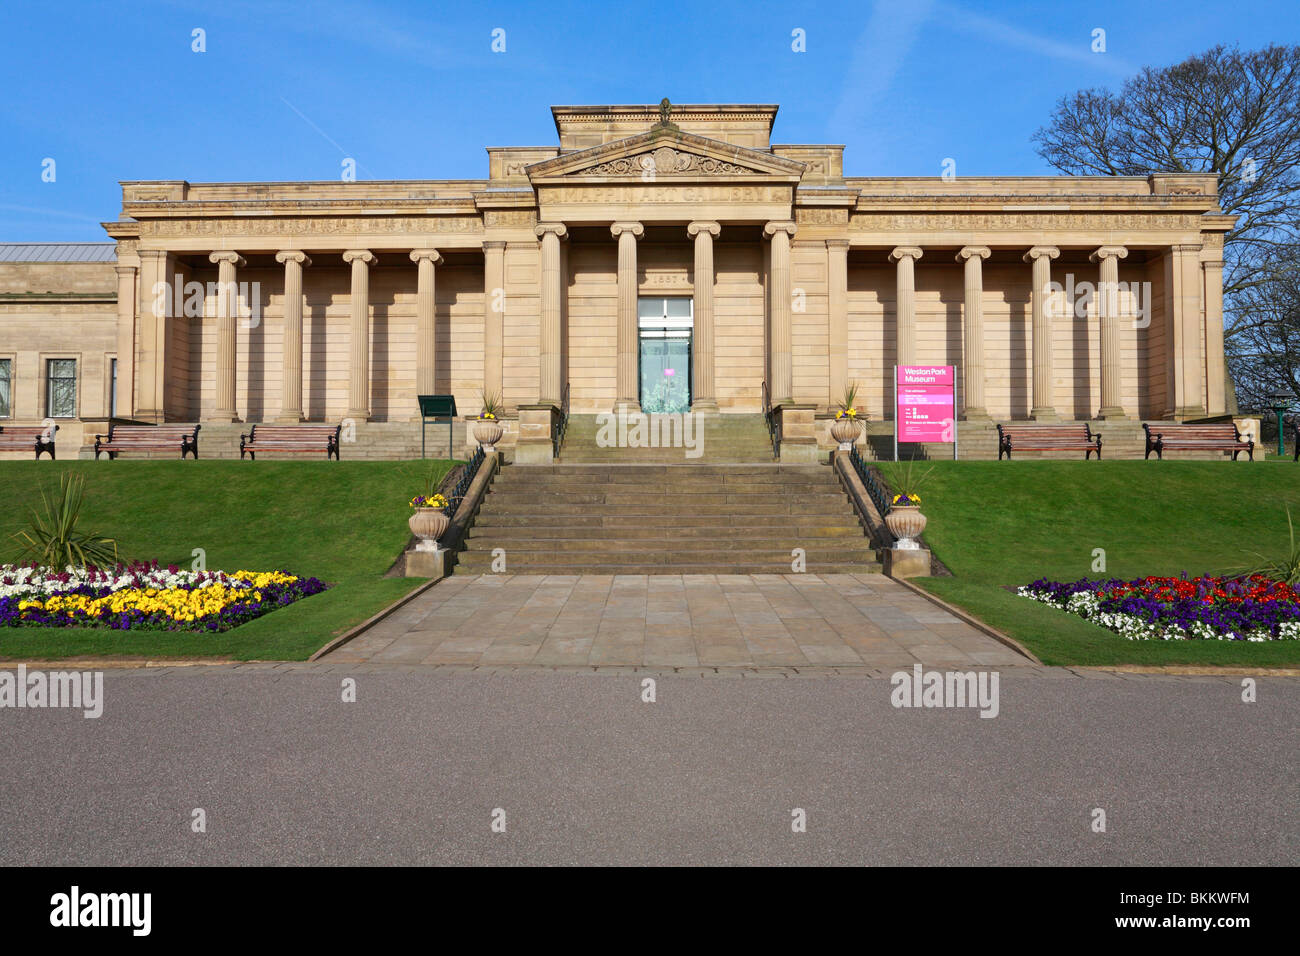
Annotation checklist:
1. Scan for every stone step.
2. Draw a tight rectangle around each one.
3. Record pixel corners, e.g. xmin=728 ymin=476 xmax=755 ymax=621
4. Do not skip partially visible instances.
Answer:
xmin=454 ymin=559 xmax=882 ymax=574
xmin=466 ymin=522 xmax=864 ymax=539
xmin=479 ymin=501 xmax=854 ymax=517
xmin=473 ymin=512 xmax=863 ymax=530
xmin=461 ymin=533 xmax=872 ymax=552
xmin=455 ymin=547 xmax=877 ymax=566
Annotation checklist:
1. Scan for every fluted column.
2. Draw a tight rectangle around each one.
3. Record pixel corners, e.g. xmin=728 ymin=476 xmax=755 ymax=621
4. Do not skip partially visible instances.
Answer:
xmin=826 ymin=240 xmax=849 ymax=408
xmin=1024 ymin=246 xmax=1060 ymax=420
xmin=1089 ymin=245 xmax=1128 ymax=419
xmin=535 ymin=223 xmax=567 ymax=406
xmin=343 ymin=250 xmax=377 ymax=421
xmin=113 ymin=264 xmax=137 ymax=419
xmin=611 ymin=222 xmax=644 ymax=411
xmin=483 ymin=241 xmax=506 ymax=406
xmin=410 ymin=249 xmax=442 ymax=401
xmin=136 ymin=250 xmax=167 ymax=423
xmin=1203 ymin=256 xmax=1227 ymax=416
xmin=1166 ymin=244 xmax=1206 ymax=420
xmin=765 ymin=220 xmax=797 ymax=405
xmin=957 ymin=246 xmax=990 ymax=419
xmin=688 ymin=221 xmax=721 ymax=412
xmin=275 ymin=251 xmax=310 ymax=422
xmin=889 ymin=246 xmax=923 ymax=368
xmin=209 ymin=250 xmax=245 ymax=422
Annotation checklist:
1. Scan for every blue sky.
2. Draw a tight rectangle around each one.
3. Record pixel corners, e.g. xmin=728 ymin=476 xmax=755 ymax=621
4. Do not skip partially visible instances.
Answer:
xmin=2 ymin=0 xmax=1298 ymax=241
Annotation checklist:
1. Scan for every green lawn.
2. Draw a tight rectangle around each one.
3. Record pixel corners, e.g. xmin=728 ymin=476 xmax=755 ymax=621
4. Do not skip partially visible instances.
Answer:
xmin=912 ymin=460 xmax=1300 ymax=667
xmin=0 ymin=460 xmax=456 ymax=660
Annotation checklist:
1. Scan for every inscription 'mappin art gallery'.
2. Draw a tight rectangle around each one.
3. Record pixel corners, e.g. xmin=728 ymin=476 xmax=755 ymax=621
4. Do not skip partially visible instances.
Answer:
xmin=0 ymin=101 xmax=1233 ymax=458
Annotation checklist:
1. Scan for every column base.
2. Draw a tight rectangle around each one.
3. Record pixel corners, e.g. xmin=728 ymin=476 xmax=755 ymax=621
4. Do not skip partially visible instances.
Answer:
xmin=960 ymin=408 xmax=991 ymax=421
xmin=1097 ymin=406 xmax=1128 ymax=420
xmin=1175 ymin=406 xmax=1208 ymax=422
xmin=690 ymin=399 xmax=719 ymax=413
xmin=1030 ymin=407 xmax=1059 ymax=422
xmin=275 ymin=412 xmax=307 ymax=424
xmin=613 ymin=400 xmax=641 ymax=415
xmin=344 ymin=410 xmax=372 ymax=423
xmin=204 ymin=412 xmax=241 ymax=423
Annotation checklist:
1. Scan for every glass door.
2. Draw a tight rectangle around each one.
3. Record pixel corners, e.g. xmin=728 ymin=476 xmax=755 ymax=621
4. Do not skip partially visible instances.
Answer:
xmin=638 ymin=297 xmax=692 ymax=414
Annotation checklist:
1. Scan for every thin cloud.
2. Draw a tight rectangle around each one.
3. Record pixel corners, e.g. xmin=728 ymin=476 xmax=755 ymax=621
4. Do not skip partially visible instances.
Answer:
xmin=934 ymin=2 xmax=1133 ymax=76
xmin=829 ymin=0 xmax=937 ymax=137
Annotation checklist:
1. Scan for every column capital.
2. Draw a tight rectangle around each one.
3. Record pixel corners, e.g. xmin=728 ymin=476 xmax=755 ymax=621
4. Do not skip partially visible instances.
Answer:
xmin=687 ymin=220 xmax=720 ymax=239
xmin=1023 ymin=246 xmax=1060 ymax=263
xmin=1089 ymin=245 xmax=1128 ymax=264
xmin=764 ymin=220 xmax=797 ymax=239
xmin=113 ymin=264 xmax=138 ymax=276
xmin=535 ymin=222 xmax=568 ymax=240
xmin=956 ymin=246 xmax=990 ymax=262
xmin=208 ymin=250 xmax=246 ymax=267
xmin=482 ymin=240 xmax=507 ymax=252
xmin=889 ymin=246 xmax=922 ymax=262
xmin=409 ymin=248 xmax=443 ymax=265
xmin=610 ymin=221 xmax=644 ymax=239
xmin=825 ymin=238 xmax=850 ymax=250
xmin=343 ymin=249 xmax=377 ymax=266
xmin=275 ymin=250 xmax=311 ymax=267
xmin=138 ymin=249 xmax=168 ymax=262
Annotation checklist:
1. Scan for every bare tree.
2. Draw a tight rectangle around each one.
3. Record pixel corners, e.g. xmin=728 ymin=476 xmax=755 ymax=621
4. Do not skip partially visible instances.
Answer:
xmin=1034 ymin=44 xmax=1300 ymax=407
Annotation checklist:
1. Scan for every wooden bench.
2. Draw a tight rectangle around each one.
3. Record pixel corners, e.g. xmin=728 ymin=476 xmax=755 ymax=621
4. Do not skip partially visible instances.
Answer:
xmin=95 ymin=424 xmax=200 ymax=460
xmin=1144 ymin=422 xmax=1253 ymax=460
xmin=240 ymin=423 xmax=340 ymax=460
xmin=0 ymin=424 xmax=58 ymax=459
xmin=997 ymin=423 xmax=1101 ymax=459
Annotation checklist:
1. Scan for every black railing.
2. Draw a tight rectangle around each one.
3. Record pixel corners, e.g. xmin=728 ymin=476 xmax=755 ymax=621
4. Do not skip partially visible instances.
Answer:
xmin=443 ymin=445 xmax=486 ymax=518
xmin=849 ymin=446 xmax=892 ymax=517
xmin=762 ymin=381 xmax=780 ymax=458
xmin=552 ymin=381 xmax=570 ymax=458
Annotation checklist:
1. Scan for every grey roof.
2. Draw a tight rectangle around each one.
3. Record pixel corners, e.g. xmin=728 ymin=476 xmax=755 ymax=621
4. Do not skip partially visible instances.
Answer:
xmin=0 ymin=243 xmax=116 ymax=263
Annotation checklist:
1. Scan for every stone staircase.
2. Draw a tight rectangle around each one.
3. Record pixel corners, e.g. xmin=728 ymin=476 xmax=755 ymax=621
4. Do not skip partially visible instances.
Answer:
xmin=458 ymin=462 xmax=881 ymax=574
xmin=557 ymin=412 xmax=775 ymax=463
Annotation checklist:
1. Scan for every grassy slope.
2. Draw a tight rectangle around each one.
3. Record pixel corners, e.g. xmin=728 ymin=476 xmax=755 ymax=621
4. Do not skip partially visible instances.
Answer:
xmin=913 ymin=460 xmax=1300 ymax=666
xmin=0 ymin=460 xmax=455 ymax=660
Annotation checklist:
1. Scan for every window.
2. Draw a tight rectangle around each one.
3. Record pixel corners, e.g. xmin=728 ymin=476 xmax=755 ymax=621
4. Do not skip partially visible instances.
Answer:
xmin=109 ymin=358 xmax=118 ymax=418
xmin=46 ymin=359 xmax=77 ymax=418
xmin=0 ymin=359 xmax=10 ymax=418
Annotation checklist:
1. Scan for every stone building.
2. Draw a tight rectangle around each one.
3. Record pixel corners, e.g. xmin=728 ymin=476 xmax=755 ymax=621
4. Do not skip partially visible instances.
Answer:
xmin=0 ymin=101 xmax=1233 ymax=459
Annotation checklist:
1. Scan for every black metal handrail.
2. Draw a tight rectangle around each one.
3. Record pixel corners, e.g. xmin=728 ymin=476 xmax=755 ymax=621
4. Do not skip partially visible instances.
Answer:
xmin=849 ymin=446 xmax=892 ymax=517
xmin=761 ymin=381 xmax=780 ymax=458
xmin=552 ymin=381 xmax=570 ymax=458
xmin=443 ymin=445 xmax=486 ymax=518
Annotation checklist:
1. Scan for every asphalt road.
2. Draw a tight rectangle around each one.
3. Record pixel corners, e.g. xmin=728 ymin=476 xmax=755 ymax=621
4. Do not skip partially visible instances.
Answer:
xmin=0 ymin=666 xmax=1295 ymax=866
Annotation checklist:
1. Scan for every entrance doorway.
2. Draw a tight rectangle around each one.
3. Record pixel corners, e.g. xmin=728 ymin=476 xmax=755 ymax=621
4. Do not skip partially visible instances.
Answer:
xmin=638 ymin=296 xmax=692 ymax=413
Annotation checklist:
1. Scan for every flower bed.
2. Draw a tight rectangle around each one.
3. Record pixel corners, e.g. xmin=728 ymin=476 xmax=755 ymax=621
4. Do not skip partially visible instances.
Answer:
xmin=0 ymin=562 xmax=327 ymax=632
xmin=1019 ymin=574 xmax=1300 ymax=642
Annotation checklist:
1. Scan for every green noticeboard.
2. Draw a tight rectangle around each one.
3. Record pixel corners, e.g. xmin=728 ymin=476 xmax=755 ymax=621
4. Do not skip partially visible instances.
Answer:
xmin=418 ymin=394 xmax=458 ymax=459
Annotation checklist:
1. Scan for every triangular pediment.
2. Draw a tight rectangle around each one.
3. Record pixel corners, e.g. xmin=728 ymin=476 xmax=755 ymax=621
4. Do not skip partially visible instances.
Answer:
xmin=526 ymin=127 xmax=805 ymax=183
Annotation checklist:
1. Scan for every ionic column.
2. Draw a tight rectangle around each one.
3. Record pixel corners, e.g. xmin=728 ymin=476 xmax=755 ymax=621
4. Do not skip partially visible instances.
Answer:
xmin=611 ymin=221 xmax=644 ymax=411
xmin=1024 ymin=246 xmax=1060 ymax=420
xmin=889 ymin=246 xmax=923 ymax=368
xmin=1165 ymin=244 xmax=1206 ymax=420
xmin=136 ymin=250 xmax=168 ymax=423
xmin=765 ymin=220 xmax=797 ymax=405
xmin=343 ymin=249 xmax=377 ymax=421
xmin=209 ymin=250 xmax=245 ymax=422
xmin=1089 ymin=245 xmax=1128 ymax=419
xmin=688 ymin=221 xmax=721 ymax=412
xmin=826 ymin=239 xmax=850 ymax=408
xmin=1203 ymin=256 xmax=1227 ymax=416
xmin=113 ymin=263 xmax=137 ymax=418
xmin=410 ymin=249 xmax=443 ymax=401
xmin=483 ymin=242 xmax=506 ymax=406
xmin=274 ymin=252 xmax=310 ymax=422
xmin=535 ymin=223 xmax=567 ymax=406
xmin=956 ymin=246 xmax=990 ymax=419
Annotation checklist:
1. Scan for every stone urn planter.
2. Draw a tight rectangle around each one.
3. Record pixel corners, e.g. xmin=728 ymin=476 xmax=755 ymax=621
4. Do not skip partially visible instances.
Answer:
xmin=473 ymin=418 xmax=504 ymax=453
xmin=884 ymin=504 xmax=927 ymax=550
xmin=830 ymin=416 xmax=862 ymax=450
xmin=409 ymin=507 xmax=450 ymax=553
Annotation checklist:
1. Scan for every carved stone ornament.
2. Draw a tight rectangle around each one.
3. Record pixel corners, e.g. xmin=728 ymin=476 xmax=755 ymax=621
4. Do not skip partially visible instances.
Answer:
xmin=582 ymin=146 xmax=757 ymax=177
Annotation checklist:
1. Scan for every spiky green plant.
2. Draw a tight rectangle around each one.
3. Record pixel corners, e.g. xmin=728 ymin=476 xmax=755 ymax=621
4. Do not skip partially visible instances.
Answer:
xmin=10 ymin=472 xmax=118 ymax=569
xmin=1240 ymin=507 xmax=1300 ymax=585
xmin=877 ymin=458 xmax=935 ymax=506
xmin=479 ymin=389 xmax=504 ymax=420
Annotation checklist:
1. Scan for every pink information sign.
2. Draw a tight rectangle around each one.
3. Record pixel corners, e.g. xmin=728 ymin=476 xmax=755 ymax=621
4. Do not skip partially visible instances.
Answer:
xmin=896 ymin=365 xmax=956 ymax=444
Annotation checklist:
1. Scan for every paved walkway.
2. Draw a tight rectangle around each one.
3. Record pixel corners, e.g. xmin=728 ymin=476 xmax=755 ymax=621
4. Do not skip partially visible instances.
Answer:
xmin=330 ymin=574 xmax=1028 ymax=668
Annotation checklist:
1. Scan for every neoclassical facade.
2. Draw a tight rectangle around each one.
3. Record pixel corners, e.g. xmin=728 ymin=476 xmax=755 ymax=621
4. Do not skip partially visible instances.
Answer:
xmin=0 ymin=102 xmax=1233 ymax=457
